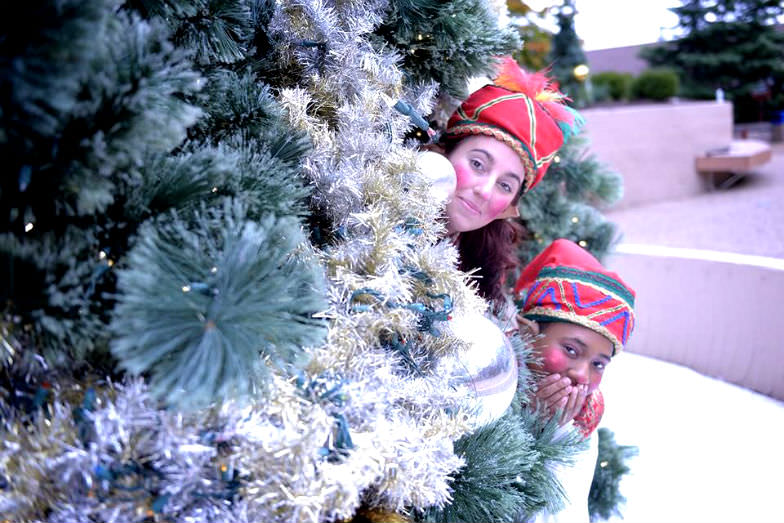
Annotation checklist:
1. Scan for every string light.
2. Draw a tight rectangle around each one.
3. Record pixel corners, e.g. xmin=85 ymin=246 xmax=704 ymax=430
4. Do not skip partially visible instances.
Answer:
xmin=182 ymin=285 xmax=191 ymax=293
xmin=210 ymin=266 xmax=218 ymax=273
xmin=211 ymin=187 xmax=218 ymax=193
xmin=24 ymin=222 xmax=34 ymax=232
xmin=578 ymin=240 xmax=588 ymax=248
xmin=571 ymin=216 xmax=579 ymax=224
xmin=416 ymin=34 xmax=423 ymax=41
xmin=99 ymin=250 xmax=107 ymax=260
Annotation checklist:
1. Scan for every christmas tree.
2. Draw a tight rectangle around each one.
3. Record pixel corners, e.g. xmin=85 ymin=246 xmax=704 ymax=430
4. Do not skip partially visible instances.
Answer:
xmin=546 ymin=0 xmax=591 ymax=108
xmin=516 ymin=133 xmax=623 ymax=266
xmin=0 ymin=1 xmax=589 ymax=521
xmin=640 ymin=0 xmax=784 ymax=122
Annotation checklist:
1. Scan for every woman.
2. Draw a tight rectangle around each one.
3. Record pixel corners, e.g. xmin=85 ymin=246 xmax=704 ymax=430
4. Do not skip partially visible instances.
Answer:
xmin=433 ymin=56 xmax=584 ymax=311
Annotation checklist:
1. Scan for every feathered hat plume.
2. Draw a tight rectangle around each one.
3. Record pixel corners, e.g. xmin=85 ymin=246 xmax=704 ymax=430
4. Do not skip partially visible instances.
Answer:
xmin=493 ymin=56 xmax=585 ymax=144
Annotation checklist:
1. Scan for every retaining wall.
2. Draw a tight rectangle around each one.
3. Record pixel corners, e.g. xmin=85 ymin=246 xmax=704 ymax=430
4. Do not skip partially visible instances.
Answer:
xmin=606 ymin=244 xmax=784 ymax=401
xmin=582 ymin=101 xmax=732 ymax=209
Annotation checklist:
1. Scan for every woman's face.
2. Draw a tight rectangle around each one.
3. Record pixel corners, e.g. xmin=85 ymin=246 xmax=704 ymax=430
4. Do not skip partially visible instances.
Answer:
xmin=531 ymin=321 xmax=613 ymax=394
xmin=445 ymin=135 xmax=525 ymax=234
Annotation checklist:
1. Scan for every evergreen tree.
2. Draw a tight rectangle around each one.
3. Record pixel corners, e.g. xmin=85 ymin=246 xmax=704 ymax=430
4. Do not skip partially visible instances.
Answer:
xmin=0 ymin=0 xmax=326 ymax=408
xmin=640 ymin=0 xmax=784 ymax=122
xmin=374 ymin=0 xmax=521 ymax=99
xmin=588 ymin=428 xmax=638 ymax=521
xmin=0 ymin=1 xmax=588 ymax=521
xmin=547 ymin=0 xmax=590 ymax=107
xmin=516 ymin=133 xmax=623 ymax=267
xmin=506 ymin=0 xmax=555 ymax=72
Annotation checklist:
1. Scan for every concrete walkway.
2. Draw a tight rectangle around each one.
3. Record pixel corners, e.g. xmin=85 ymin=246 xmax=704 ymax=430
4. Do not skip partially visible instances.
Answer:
xmin=606 ymin=143 xmax=784 ymax=259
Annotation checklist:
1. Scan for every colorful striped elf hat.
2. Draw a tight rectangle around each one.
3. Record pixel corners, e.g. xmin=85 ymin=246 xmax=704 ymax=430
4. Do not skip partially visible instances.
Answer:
xmin=513 ymin=239 xmax=636 ymax=356
xmin=445 ymin=56 xmax=584 ymax=193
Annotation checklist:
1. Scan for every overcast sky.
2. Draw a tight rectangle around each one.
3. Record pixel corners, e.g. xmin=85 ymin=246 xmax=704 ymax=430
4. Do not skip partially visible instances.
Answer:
xmin=571 ymin=0 xmax=683 ymax=50
xmin=512 ymin=0 xmax=684 ymax=51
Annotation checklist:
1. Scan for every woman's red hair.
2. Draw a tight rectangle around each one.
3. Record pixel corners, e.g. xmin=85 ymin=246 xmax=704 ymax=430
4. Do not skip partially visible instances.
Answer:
xmin=457 ymin=218 xmax=527 ymax=311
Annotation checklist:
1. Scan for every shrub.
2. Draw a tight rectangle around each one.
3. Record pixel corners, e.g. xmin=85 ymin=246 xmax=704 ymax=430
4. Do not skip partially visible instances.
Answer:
xmin=591 ymin=71 xmax=633 ymax=101
xmin=631 ymin=68 xmax=679 ymax=101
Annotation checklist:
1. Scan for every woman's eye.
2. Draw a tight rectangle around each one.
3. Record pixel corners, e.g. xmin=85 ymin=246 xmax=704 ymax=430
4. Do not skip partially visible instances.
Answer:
xmin=499 ymin=181 xmax=512 ymax=193
xmin=563 ymin=345 xmax=577 ymax=357
xmin=470 ymin=159 xmax=484 ymax=171
xmin=593 ymin=361 xmax=606 ymax=371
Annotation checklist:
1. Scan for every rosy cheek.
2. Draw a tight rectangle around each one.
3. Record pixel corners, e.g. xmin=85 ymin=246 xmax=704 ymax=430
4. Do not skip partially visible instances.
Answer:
xmin=453 ymin=164 xmax=472 ymax=189
xmin=487 ymin=196 xmax=513 ymax=218
xmin=542 ymin=348 xmax=568 ymax=374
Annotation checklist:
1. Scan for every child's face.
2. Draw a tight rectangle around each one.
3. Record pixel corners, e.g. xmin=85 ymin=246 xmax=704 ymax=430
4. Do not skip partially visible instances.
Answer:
xmin=531 ymin=321 xmax=613 ymax=394
xmin=445 ymin=135 xmax=525 ymax=234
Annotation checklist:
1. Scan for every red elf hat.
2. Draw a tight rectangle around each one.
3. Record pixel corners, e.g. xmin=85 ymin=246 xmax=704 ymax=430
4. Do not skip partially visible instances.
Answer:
xmin=445 ymin=56 xmax=584 ymax=193
xmin=513 ymin=239 xmax=635 ymax=356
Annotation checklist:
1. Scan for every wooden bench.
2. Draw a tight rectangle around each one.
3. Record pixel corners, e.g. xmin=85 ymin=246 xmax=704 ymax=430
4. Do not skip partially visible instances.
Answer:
xmin=695 ymin=139 xmax=772 ymax=189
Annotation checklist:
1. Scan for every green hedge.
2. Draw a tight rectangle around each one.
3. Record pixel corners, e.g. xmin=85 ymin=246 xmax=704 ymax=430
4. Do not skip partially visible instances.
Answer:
xmin=630 ymin=68 xmax=679 ymax=101
xmin=591 ymin=72 xmax=633 ymax=101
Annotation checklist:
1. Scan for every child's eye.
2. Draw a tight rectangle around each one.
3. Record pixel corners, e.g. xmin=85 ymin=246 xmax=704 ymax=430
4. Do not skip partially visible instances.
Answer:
xmin=563 ymin=345 xmax=578 ymax=357
xmin=470 ymin=159 xmax=484 ymax=171
xmin=498 ymin=181 xmax=513 ymax=193
xmin=593 ymin=361 xmax=606 ymax=372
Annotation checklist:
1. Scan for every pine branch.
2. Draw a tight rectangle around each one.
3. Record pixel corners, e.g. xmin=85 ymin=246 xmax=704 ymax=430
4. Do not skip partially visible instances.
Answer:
xmin=588 ymin=427 xmax=638 ymax=521
xmin=516 ymin=135 xmax=623 ymax=265
xmin=110 ymin=199 xmax=328 ymax=409
xmin=374 ymin=0 xmax=521 ymax=98
xmin=163 ymin=0 xmax=254 ymax=66
xmin=418 ymin=404 xmax=586 ymax=523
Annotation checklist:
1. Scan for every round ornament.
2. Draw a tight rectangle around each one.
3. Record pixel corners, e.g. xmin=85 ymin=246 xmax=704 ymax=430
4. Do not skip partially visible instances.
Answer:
xmin=416 ymin=150 xmax=456 ymax=205
xmin=437 ymin=312 xmax=518 ymax=426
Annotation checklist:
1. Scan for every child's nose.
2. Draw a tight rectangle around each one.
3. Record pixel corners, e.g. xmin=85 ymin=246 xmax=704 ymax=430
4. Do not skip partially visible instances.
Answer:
xmin=568 ymin=363 xmax=590 ymax=385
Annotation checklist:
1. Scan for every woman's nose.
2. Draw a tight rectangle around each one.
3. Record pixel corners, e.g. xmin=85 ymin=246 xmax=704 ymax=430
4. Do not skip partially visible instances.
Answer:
xmin=474 ymin=175 xmax=496 ymax=199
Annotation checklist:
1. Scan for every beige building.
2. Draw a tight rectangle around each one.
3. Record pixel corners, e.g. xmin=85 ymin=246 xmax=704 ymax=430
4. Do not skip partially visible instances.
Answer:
xmin=585 ymin=43 xmax=654 ymax=75
xmin=585 ymin=23 xmax=784 ymax=75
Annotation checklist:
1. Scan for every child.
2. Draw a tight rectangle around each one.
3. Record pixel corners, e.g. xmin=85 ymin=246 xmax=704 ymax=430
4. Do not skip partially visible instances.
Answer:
xmin=514 ymin=238 xmax=636 ymax=522
xmin=424 ymin=57 xmax=584 ymax=311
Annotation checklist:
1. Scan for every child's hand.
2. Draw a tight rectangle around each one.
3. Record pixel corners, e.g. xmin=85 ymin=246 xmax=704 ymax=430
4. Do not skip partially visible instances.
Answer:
xmin=531 ymin=373 xmax=589 ymax=425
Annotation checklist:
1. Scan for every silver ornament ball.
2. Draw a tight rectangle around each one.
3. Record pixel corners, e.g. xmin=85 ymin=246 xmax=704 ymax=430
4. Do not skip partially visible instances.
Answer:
xmin=438 ymin=312 xmax=518 ymax=426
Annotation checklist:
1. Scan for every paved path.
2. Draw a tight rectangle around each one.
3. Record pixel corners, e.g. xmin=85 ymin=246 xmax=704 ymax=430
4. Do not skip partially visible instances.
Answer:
xmin=606 ymin=143 xmax=784 ymax=259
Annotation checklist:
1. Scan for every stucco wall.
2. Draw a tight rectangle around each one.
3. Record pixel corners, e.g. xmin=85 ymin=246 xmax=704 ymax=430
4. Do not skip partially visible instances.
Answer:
xmin=605 ymin=244 xmax=784 ymax=401
xmin=581 ymin=101 xmax=733 ymax=209
xmin=585 ymin=43 xmax=654 ymax=76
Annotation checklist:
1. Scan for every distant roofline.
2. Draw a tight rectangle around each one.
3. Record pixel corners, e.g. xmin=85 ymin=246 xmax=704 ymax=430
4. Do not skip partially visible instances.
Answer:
xmin=584 ymin=22 xmax=783 ymax=52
